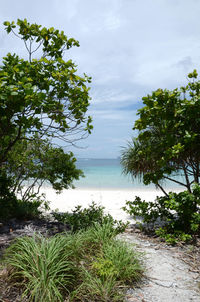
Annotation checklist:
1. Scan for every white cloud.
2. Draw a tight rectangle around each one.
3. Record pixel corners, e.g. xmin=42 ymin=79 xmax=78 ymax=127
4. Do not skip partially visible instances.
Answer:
xmin=1 ymin=0 xmax=200 ymax=157
xmin=89 ymin=109 xmax=137 ymax=121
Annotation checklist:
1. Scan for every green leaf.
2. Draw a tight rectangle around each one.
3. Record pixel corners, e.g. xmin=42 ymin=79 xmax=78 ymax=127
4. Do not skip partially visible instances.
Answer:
xmin=11 ymin=91 xmax=18 ymax=96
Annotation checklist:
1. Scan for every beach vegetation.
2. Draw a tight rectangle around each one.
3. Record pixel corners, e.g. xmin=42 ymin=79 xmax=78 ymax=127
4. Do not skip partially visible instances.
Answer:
xmin=5 ymin=136 xmax=83 ymax=198
xmin=0 ymin=194 xmax=45 ymax=220
xmin=121 ymin=70 xmax=200 ymax=243
xmin=123 ymin=184 xmax=200 ymax=243
xmin=0 ymin=19 xmax=92 ymax=167
xmin=3 ymin=234 xmax=76 ymax=301
xmin=121 ymin=69 xmax=200 ymax=193
xmin=0 ymin=19 xmax=92 ymax=218
xmin=0 ymin=171 xmax=46 ymax=220
xmin=1 ymin=223 xmax=143 ymax=301
xmin=52 ymin=201 xmax=128 ymax=234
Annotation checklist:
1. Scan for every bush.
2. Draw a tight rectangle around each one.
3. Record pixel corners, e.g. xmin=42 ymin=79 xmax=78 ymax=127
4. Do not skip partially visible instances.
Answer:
xmin=0 ymin=172 xmax=18 ymax=219
xmin=2 ymin=223 xmax=143 ymax=302
xmin=0 ymin=194 xmax=49 ymax=221
xmin=52 ymin=202 xmax=128 ymax=234
xmin=0 ymin=171 xmax=49 ymax=221
xmin=123 ymin=184 xmax=200 ymax=244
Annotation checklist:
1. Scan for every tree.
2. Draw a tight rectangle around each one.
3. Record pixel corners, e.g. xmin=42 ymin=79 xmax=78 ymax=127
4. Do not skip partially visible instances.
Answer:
xmin=0 ymin=19 xmax=93 ymax=216
xmin=0 ymin=19 xmax=92 ymax=167
xmin=121 ymin=70 xmax=200 ymax=194
xmin=4 ymin=136 xmax=83 ymax=201
xmin=121 ymin=70 xmax=200 ymax=242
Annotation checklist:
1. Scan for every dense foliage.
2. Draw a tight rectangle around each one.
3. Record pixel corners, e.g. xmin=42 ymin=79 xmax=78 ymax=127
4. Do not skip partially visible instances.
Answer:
xmin=5 ymin=136 xmax=83 ymax=198
xmin=121 ymin=70 xmax=200 ymax=193
xmin=0 ymin=19 xmax=92 ymax=166
xmin=121 ymin=70 xmax=200 ymax=242
xmin=123 ymin=184 xmax=200 ymax=244
xmin=52 ymin=202 xmax=128 ymax=233
xmin=0 ymin=19 xmax=92 ymax=214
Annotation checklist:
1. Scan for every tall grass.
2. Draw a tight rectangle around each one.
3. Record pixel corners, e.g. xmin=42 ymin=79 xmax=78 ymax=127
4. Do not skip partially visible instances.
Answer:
xmin=2 ymin=223 xmax=144 ymax=301
xmin=83 ymin=221 xmax=118 ymax=247
xmin=71 ymin=224 xmax=143 ymax=301
xmin=99 ymin=240 xmax=143 ymax=283
xmin=3 ymin=234 xmax=77 ymax=302
xmin=72 ymin=269 xmax=124 ymax=302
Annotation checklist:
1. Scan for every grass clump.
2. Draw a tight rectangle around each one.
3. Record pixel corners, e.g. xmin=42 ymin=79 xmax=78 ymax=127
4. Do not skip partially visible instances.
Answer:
xmin=3 ymin=234 xmax=77 ymax=301
xmin=2 ymin=222 xmax=143 ymax=301
xmin=73 ymin=269 xmax=123 ymax=302
xmin=98 ymin=240 xmax=142 ymax=283
xmin=70 ymin=223 xmax=143 ymax=302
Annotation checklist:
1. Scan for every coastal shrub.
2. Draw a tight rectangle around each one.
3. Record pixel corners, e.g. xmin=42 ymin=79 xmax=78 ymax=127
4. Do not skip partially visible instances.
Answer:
xmin=0 ymin=172 xmax=18 ymax=220
xmin=155 ymin=228 xmax=193 ymax=245
xmin=0 ymin=171 xmax=49 ymax=220
xmin=0 ymin=194 xmax=18 ymax=220
xmin=2 ymin=223 xmax=143 ymax=302
xmin=52 ymin=202 xmax=128 ymax=234
xmin=0 ymin=194 xmax=48 ymax=221
xmin=123 ymin=184 xmax=200 ymax=243
xmin=15 ymin=195 xmax=49 ymax=220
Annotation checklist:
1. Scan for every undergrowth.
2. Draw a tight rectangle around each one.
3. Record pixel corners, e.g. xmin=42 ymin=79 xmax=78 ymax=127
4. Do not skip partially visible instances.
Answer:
xmin=1 ymin=222 xmax=143 ymax=302
xmin=52 ymin=201 xmax=129 ymax=234
xmin=0 ymin=173 xmax=49 ymax=221
xmin=123 ymin=183 xmax=200 ymax=245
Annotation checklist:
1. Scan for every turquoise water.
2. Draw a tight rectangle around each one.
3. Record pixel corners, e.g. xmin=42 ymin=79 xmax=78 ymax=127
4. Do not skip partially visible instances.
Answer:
xmin=74 ymin=158 xmax=183 ymax=189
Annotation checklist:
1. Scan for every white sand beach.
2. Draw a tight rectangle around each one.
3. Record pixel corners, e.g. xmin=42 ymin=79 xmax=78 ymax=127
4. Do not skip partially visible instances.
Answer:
xmin=41 ymin=187 xmax=183 ymax=222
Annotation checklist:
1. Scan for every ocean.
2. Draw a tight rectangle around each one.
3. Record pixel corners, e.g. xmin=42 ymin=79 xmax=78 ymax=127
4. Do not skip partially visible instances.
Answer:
xmin=41 ymin=158 xmax=185 ymax=218
xmin=74 ymin=158 xmax=183 ymax=190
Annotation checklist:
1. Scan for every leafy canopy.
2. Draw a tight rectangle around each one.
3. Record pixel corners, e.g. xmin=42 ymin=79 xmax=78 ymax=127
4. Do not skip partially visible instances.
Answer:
xmin=0 ymin=19 xmax=93 ymax=214
xmin=0 ymin=19 xmax=92 ymax=166
xmin=121 ymin=69 xmax=200 ymax=193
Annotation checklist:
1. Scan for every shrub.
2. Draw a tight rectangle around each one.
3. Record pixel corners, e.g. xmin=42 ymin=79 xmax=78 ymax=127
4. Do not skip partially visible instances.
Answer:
xmin=52 ymin=202 xmax=128 ymax=234
xmin=0 ymin=172 xmax=18 ymax=220
xmin=0 ymin=171 xmax=49 ymax=220
xmin=123 ymin=183 xmax=200 ymax=244
xmin=0 ymin=194 xmax=49 ymax=221
xmin=155 ymin=228 xmax=192 ymax=245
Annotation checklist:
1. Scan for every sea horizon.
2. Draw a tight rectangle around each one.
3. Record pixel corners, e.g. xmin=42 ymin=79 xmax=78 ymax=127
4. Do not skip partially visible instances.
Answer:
xmin=73 ymin=158 xmax=183 ymax=190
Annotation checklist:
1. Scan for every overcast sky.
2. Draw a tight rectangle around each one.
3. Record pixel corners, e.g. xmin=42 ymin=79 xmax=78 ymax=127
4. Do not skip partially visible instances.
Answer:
xmin=1 ymin=0 xmax=200 ymax=158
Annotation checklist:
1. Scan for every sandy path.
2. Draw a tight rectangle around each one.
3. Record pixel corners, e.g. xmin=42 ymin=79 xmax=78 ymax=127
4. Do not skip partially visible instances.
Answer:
xmin=120 ymin=232 xmax=200 ymax=302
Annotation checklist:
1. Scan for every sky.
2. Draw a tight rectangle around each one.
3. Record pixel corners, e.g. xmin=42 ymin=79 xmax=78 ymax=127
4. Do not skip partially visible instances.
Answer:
xmin=1 ymin=0 xmax=200 ymax=158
